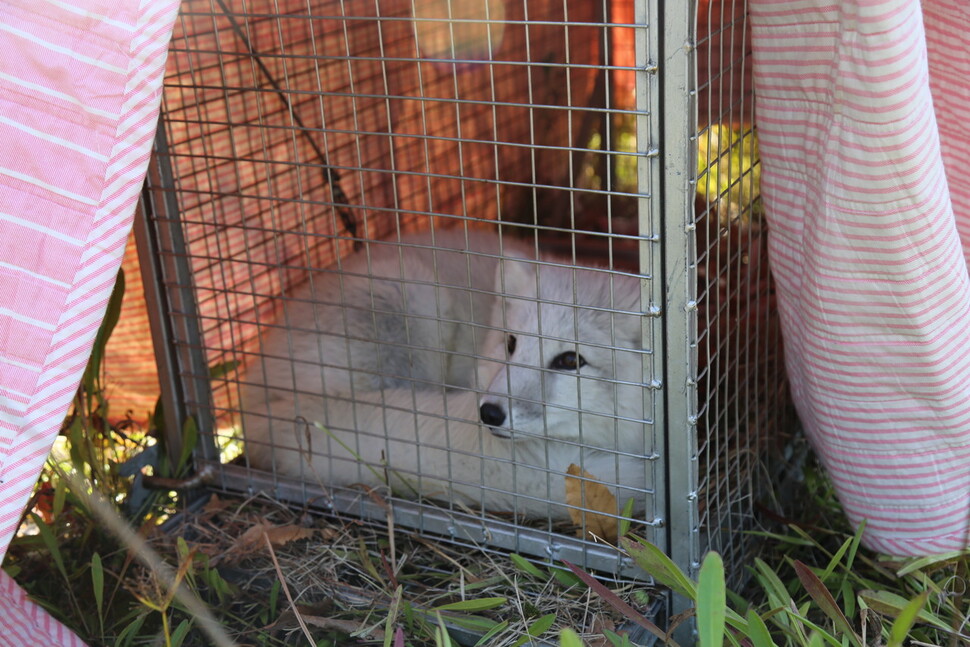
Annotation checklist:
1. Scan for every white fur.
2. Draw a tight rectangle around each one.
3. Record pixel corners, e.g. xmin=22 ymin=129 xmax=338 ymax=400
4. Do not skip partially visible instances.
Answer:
xmin=241 ymin=229 xmax=651 ymax=521
xmin=243 ymin=386 xmax=649 ymax=520
xmin=247 ymin=228 xmax=533 ymax=398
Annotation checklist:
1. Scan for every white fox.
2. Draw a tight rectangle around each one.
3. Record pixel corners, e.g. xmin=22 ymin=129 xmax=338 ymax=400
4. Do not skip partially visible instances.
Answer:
xmin=242 ymin=229 xmax=650 ymax=520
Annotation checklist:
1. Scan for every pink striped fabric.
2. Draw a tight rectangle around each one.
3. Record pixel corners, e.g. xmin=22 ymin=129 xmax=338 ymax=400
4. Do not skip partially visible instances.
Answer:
xmin=0 ymin=0 xmax=179 ymax=643
xmin=750 ymin=0 xmax=970 ymax=554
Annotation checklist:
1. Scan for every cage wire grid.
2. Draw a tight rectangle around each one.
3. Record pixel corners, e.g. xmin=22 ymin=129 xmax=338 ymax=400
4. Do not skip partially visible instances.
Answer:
xmin=136 ymin=0 xmax=793 ymax=598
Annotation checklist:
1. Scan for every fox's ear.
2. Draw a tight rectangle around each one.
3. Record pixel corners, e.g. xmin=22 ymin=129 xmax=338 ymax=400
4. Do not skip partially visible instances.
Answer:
xmin=495 ymin=258 xmax=539 ymax=299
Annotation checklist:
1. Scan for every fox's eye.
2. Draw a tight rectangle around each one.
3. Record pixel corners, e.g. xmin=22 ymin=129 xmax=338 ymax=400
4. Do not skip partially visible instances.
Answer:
xmin=550 ymin=351 xmax=586 ymax=371
xmin=506 ymin=334 xmax=517 ymax=356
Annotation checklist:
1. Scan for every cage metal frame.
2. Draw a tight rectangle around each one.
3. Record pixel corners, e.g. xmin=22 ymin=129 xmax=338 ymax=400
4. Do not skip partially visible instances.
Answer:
xmin=135 ymin=0 xmax=783 ymax=627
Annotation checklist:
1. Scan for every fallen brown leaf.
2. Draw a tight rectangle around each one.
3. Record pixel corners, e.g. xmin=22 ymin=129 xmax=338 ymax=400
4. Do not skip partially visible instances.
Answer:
xmin=228 ymin=520 xmax=315 ymax=559
xmin=565 ymin=464 xmax=619 ymax=542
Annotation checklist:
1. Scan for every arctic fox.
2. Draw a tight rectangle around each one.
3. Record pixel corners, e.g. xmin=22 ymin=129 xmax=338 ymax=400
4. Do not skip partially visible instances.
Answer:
xmin=241 ymin=229 xmax=650 ymax=520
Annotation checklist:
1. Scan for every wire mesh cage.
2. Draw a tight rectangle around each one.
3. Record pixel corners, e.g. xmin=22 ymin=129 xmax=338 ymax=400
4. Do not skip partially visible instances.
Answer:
xmin=136 ymin=0 xmax=794 ymax=608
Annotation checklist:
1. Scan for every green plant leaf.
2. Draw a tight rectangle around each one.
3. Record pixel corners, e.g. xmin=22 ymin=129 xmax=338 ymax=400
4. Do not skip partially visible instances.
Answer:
xmin=618 ymin=498 xmax=635 ymax=538
xmin=30 ymin=513 xmax=68 ymax=583
xmin=621 ymin=536 xmax=696 ymax=600
xmin=744 ymin=609 xmax=778 ymax=647
xmin=434 ymin=597 xmax=507 ymax=612
xmin=697 ymin=552 xmax=726 ymax=647
xmin=819 ymin=536 xmax=853 ymax=583
xmin=859 ymin=589 xmax=951 ymax=631
xmin=561 ymin=560 xmax=673 ymax=646
xmin=434 ymin=611 xmax=455 ymax=647
xmin=603 ymin=629 xmax=634 ymax=647
xmin=472 ymin=620 xmax=509 ymax=647
xmin=176 ymin=417 xmax=199 ymax=476
xmin=886 ymin=591 xmax=930 ymax=647
xmin=83 ymin=269 xmax=125 ymax=393
xmin=549 ymin=565 xmax=583 ymax=588
xmin=170 ymin=618 xmax=192 ymax=647
xmin=560 ymin=627 xmax=585 ymax=647
xmin=895 ymin=549 xmax=969 ymax=577
xmin=208 ymin=360 xmax=240 ymax=380
xmin=91 ymin=551 xmax=104 ymax=617
xmin=510 ymin=553 xmax=548 ymax=580
xmin=384 ymin=585 xmax=402 ymax=647
xmin=511 ymin=613 xmax=556 ymax=647
xmin=782 ymin=608 xmax=848 ymax=647
xmin=753 ymin=558 xmax=791 ymax=616
xmin=792 ymin=560 xmax=862 ymax=647
xmin=52 ymin=476 xmax=67 ymax=520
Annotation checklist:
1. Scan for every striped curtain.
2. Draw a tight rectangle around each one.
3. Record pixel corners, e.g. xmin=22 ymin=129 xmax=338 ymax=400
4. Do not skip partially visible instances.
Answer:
xmin=0 ymin=0 xmax=968 ymax=643
xmin=750 ymin=0 xmax=970 ymax=554
xmin=0 ymin=1 xmax=179 ymax=643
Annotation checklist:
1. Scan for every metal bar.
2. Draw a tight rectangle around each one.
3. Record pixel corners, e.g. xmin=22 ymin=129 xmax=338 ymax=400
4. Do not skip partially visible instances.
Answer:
xmin=210 ymin=462 xmax=652 ymax=579
xmin=655 ymin=0 xmax=701 ymax=636
xmin=136 ymin=118 xmax=219 ymax=466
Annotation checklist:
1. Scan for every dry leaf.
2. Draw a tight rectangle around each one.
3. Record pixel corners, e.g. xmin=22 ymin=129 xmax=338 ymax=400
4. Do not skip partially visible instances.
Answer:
xmin=230 ymin=520 xmax=315 ymax=558
xmin=201 ymin=493 xmax=232 ymax=517
xmin=565 ymin=464 xmax=619 ymax=542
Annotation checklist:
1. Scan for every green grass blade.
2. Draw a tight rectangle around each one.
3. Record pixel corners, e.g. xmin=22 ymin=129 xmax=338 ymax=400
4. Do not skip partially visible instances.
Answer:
xmin=895 ymin=549 xmax=969 ymax=577
xmin=620 ymin=536 xmax=697 ymax=600
xmin=561 ymin=560 xmax=673 ymax=646
xmin=886 ymin=591 xmax=930 ymax=647
xmin=509 ymin=553 xmax=548 ymax=580
xmin=744 ymin=610 xmax=778 ymax=647
xmin=472 ymin=620 xmax=509 ymax=647
xmin=560 ymin=627 xmax=584 ymax=647
xmin=618 ymin=498 xmax=635 ymax=538
xmin=859 ymin=589 xmax=951 ymax=632
xmin=384 ymin=585 xmax=402 ymax=647
xmin=434 ymin=611 xmax=455 ymax=647
xmin=819 ymin=536 xmax=853 ymax=582
xmin=697 ymin=552 xmax=726 ymax=647
xmin=91 ymin=551 xmax=105 ymax=629
xmin=511 ymin=613 xmax=556 ymax=647
xmin=30 ymin=514 xmax=69 ymax=583
xmin=793 ymin=560 xmax=862 ymax=647
xmin=434 ymin=597 xmax=507 ymax=612
xmin=171 ymin=618 xmax=192 ymax=647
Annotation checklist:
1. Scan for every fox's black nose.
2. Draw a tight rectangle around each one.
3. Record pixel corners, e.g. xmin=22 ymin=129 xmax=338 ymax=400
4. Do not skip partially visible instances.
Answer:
xmin=479 ymin=402 xmax=506 ymax=427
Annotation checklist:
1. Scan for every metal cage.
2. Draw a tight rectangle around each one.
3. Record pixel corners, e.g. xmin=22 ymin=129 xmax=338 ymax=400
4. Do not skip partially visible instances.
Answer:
xmin=136 ymin=0 xmax=794 ymax=619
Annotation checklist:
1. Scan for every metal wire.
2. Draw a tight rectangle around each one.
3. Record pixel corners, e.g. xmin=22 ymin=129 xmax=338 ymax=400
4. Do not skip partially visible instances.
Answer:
xmin=139 ymin=0 xmax=794 ymax=585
